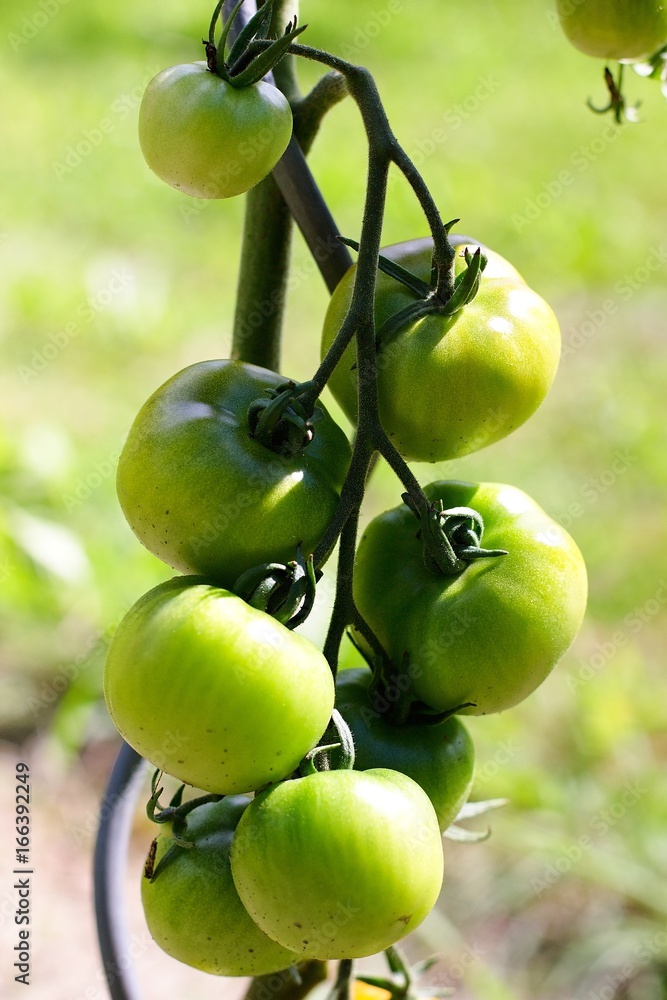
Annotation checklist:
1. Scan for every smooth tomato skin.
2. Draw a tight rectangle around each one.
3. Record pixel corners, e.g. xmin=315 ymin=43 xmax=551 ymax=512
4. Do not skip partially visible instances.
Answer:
xmin=353 ymin=482 xmax=587 ymax=716
xmin=139 ymin=63 xmax=293 ymax=198
xmin=334 ymin=668 xmax=474 ymax=831
xmin=230 ymin=768 xmax=444 ymax=960
xmin=557 ymin=0 xmax=667 ymax=61
xmin=142 ymin=796 xmax=298 ymax=976
xmin=104 ymin=577 xmax=335 ymax=793
xmin=321 ymin=238 xmax=560 ymax=463
xmin=117 ymin=360 xmax=351 ymax=588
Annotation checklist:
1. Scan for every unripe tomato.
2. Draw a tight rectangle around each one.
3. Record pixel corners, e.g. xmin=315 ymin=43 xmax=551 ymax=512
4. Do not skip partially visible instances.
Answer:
xmin=556 ymin=0 xmax=667 ymax=61
xmin=104 ymin=577 xmax=335 ymax=793
xmin=230 ymin=769 xmax=444 ymax=959
xmin=321 ymin=238 xmax=560 ymax=463
xmin=117 ymin=360 xmax=351 ymax=588
xmin=335 ymin=668 xmax=474 ymax=831
xmin=353 ymin=481 xmax=587 ymax=715
xmin=139 ymin=63 xmax=293 ymax=198
xmin=142 ymin=796 xmax=298 ymax=976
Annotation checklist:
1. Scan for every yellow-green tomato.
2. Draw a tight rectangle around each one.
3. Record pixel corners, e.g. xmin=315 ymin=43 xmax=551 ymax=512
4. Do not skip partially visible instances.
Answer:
xmin=230 ymin=768 xmax=444 ymax=960
xmin=116 ymin=360 xmax=351 ymax=589
xmin=334 ymin=668 xmax=474 ymax=831
xmin=353 ymin=481 xmax=588 ymax=716
xmin=557 ymin=0 xmax=667 ymax=61
xmin=321 ymin=238 xmax=560 ymax=463
xmin=142 ymin=796 xmax=298 ymax=976
xmin=139 ymin=63 xmax=293 ymax=198
xmin=104 ymin=577 xmax=335 ymax=793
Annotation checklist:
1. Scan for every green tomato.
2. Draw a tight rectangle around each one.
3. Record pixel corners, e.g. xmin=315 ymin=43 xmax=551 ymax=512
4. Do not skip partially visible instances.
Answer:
xmin=139 ymin=63 xmax=293 ymax=198
xmin=142 ymin=796 xmax=298 ymax=976
xmin=104 ymin=577 xmax=335 ymax=793
xmin=321 ymin=237 xmax=560 ymax=463
xmin=230 ymin=768 xmax=444 ymax=960
xmin=334 ymin=668 xmax=474 ymax=831
xmin=557 ymin=0 xmax=667 ymax=61
xmin=117 ymin=360 xmax=351 ymax=588
xmin=353 ymin=481 xmax=587 ymax=715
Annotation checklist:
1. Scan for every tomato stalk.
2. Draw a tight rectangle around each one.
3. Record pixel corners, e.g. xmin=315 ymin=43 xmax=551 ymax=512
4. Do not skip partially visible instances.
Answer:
xmin=230 ymin=2 xmax=349 ymax=369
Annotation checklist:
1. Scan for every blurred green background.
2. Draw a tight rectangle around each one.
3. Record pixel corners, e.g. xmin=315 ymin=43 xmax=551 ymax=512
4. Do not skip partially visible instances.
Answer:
xmin=1 ymin=0 xmax=666 ymax=996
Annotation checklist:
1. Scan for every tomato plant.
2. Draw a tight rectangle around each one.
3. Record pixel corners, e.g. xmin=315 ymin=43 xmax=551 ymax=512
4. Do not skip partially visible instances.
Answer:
xmin=353 ymin=481 xmax=588 ymax=715
xmin=557 ymin=0 xmax=667 ymax=61
xmin=94 ymin=0 xmax=604 ymax=993
xmin=334 ymin=668 xmax=474 ymax=831
xmin=139 ymin=63 xmax=293 ymax=199
xmin=104 ymin=576 xmax=335 ymax=793
xmin=321 ymin=237 xmax=560 ymax=462
xmin=117 ymin=360 xmax=350 ymax=588
xmin=142 ymin=796 xmax=298 ymax=975
xmin=230 ymin=768 xmax=444 ymax=960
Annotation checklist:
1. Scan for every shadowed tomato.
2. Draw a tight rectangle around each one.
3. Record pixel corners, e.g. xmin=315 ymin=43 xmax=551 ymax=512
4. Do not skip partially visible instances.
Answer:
xmin=142 ymin=796 xmax=298 ymax=975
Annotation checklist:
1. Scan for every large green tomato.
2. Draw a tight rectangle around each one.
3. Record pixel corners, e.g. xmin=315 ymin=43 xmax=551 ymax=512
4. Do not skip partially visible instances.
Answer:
xmin=104 ymin=577 xmax=335 ymax=793
xmin=321 ymin=238 xmax=560 ymax=463
xmin=334 ymin=668 xmax=474 ymax=831
xmin=117 ymin=360 xmax=351 ymax=588
xmin=557 ymin=0 xmax=667 ymax=61
xmin=230 ymin=768 xmax=444 ymax=960
xmin=353 ymin=482 xmax=587 ymax=715
xmin=139 ymin=63 xmax=293 ymax=198
xmin=142 ymin=796 xmax=298 ymax=976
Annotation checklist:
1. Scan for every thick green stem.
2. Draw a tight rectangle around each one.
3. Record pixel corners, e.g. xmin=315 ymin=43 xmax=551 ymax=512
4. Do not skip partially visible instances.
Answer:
xmin=231 ymin=174 xmax=292 ymax=372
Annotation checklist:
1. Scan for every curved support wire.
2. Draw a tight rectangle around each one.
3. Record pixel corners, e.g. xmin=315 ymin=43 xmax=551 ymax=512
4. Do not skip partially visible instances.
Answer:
xmin=93 ymin=742 xmax=149 ymax=1000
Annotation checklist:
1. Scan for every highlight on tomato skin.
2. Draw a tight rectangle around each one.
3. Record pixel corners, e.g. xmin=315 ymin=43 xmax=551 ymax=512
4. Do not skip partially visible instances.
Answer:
xmin=556 ymin=0 xmax=667 ymax=62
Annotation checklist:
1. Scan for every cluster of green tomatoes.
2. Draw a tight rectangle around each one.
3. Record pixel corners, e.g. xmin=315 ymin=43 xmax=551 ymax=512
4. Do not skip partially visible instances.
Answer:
xmin=102 ymin=0 xmax=591 ymax=982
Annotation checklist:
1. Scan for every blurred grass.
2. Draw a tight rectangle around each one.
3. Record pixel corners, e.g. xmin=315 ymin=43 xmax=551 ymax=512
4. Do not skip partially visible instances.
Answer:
xmin=1 ymin=0 xmax=667 ymax=996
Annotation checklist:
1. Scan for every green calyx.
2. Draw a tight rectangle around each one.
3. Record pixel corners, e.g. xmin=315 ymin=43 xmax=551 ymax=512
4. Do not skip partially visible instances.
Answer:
xmin=340 ymin=231 xmax=488 ymax=354
xmin=144 ymin=770 xmax=224 ymax=881
xmin=247 ymin=379 xmax=318 ymax=457
xmin=233 ymin=546 xmax=319 ymax=629
xmin=204 ymin=0 xmax=306 ymax=88
xmin=402 ymin=492 xmax=508 ymax=576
